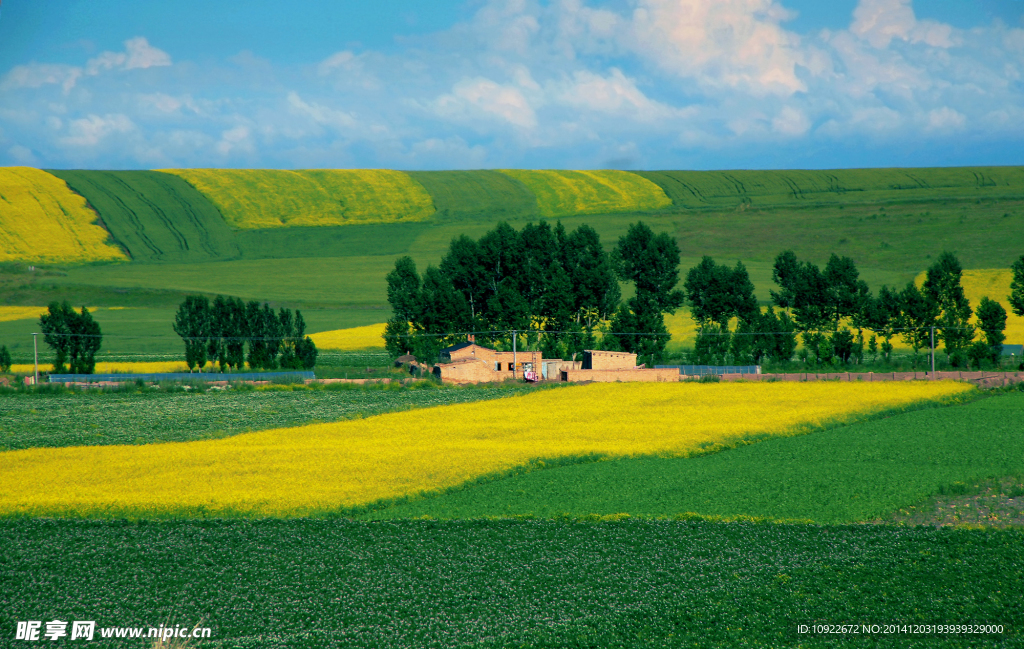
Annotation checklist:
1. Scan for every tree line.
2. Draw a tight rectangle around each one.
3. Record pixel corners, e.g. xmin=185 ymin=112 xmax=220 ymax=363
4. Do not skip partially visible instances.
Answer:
xmin=172 ymin=296 xmax=317 ymax=371
xmin=385 ymin=216 xmax=1024 ymax=370
xmin=686 ymin=250 xmax=1021 ymax=368
xmin=384 ymin=220 xmax=684 ymax=361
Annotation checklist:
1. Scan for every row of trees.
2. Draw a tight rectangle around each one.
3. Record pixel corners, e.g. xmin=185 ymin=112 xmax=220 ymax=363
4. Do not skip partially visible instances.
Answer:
xmin=385 ymin=214 xmax=1024 ymax=368
xmin=385 ymin=221 xmax=684 ymax=361
xmin=172 ymin=296 xmax=317 ymax=371
xmin=685 ymin=250 xmax=1019 ymax=368
xmin=39 ymin=301 xmax=103 ymax=374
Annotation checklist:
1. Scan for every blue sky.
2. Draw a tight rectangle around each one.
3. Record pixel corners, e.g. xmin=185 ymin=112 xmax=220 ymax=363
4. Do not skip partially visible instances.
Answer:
xmin=1 ymin=0 xmax=1022 ymax=170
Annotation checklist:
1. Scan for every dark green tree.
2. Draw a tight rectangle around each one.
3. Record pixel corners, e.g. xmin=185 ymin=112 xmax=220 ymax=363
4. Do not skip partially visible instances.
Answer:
xmin=611 ymin=222 xmax=683 ymax=359
xmin=40 ymin=301 xmax=102 ymax=374
xmin=975 ymin=296 xmax=1007 ymax=363
xmin=770 ymin=251 xmax=829 ymax=331
xmin=277 ymin=307 xmax=296 ymax=370
xmin=561 ymin=224 xmax=620 ymax=327
xmin=383 ymin=256 xmax=422 ymax=358
xmin=923 ymin=252 xmax=973 ymax=362
xmin=209 ymin=296 xmax=230 ymax=371
xmin=1010 ymin=254 xmax=1024 ymax=317
xmin=224 ymin=297 xmax=247 ymax=370
xmin=293 ymin=311 xmax=318 ymax=370
xmin=685 ymin=257 xmax=757 ymax=328
xmin=172 ymin=296 xmax=210 ymax=371
xmin=0 ymin=345 xmax=10 ymax=373
xmin=415 ymin=266 xmax=472 ymax=362
xmin=896 ymin=282 xmax=937 ymax=363
xmin=823 ymin=254 xmax=869 ymax=326
xmin=245 ymin=300 xmax=266 ymax=370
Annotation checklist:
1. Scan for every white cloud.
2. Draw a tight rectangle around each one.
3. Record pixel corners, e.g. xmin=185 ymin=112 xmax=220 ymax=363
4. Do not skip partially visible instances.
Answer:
xmin=626 ymin=0 xmax=809 ymax=95
xmin=137 ymin=93 xmax=199 ymax=114
xmin=555 ymin=68 xmax=685 ymax=122
xmin=435 ymin=77 xmax=537 ymax=129
xmin=772 ymin=105 xmax=811 ymax=136
xmin=850 ymin=0 xmax=956 ymax=49
xmin=0 ymin=64 xmax=81 ymax=93
xmin=7 ymin=145 xmax=37 ymax=165
xmin=286 ymin=92 xmax=357 ymax=130
xmin=215 ymin=125 xmax=255 ymax=156
xmin=59 ymin=114 xmax=135 ymax=147
xmin=925 ymin=106 xmax=966 ymax=132
xmin=2 ymin=37 xmax=170 ymax=95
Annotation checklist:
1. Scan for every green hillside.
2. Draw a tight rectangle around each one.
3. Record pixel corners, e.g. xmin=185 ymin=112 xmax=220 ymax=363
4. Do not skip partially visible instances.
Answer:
xmin=406 ymin=170 xmax=539 ymax=220
xmin=637 ymin=166 xmax=1024 ymax=209
xmin=47 ymin=170 xmax=240 ymax=263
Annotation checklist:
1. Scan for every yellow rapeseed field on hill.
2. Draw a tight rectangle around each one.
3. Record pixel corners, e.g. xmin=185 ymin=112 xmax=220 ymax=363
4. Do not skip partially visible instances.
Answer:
xmin=499 ymin=170 xmax=671 ymax=218
xmin=0 ymin=168 xmax=128 ymax=263
xmin=309 ymin=323 xmax=387 ymax=350
xmin=0 ymin=381 xmax=972 ymax=517
xmin=914 ymin=269 xmax=1024 ymax=345
xmin=161 ymin=169 xmax=435 ymax=228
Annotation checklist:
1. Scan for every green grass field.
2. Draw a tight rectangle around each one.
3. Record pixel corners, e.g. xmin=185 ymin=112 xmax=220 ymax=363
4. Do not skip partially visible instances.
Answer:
xmin=0 ymin=305 xmax=390 ymax=361
xmin=1 ymin=519 xmax=1019 ymax=647
xmin=636 ymin=167 xmax=1024 ymax=209
xmin=46 ymin=170 xmax=241 ymax=264
xmin=406 ymin=170 xmax=539 ymax=220
xmin=0 ymin=382 xmax=547 ymax=451
xmin=366 ymin=391 xmax=1024 ymax=523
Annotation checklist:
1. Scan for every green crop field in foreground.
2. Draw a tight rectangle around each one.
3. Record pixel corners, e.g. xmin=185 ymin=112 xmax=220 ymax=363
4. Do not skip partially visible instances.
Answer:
xmin=0 ymin=383 xmax=547 ymax=451
xmin=367 ymin=391 xmax=1024 ymax=524
xmin=1 ymin=519 xmax=1019 ymax=648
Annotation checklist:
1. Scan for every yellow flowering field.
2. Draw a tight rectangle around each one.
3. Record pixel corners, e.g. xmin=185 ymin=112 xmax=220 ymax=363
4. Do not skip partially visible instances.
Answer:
xmin=309 ymin=323 xmax=387 ymax=350
xmin=0 ymin=306 xmax=49 ymax=323
xmin=160 ymin=169 xmax=435 ymax=228
xmin=0 ymin=381 xmax=972 ymax=518
xmin=499 ymin=170 xmax=671 ymax=218
xmin=10 ymin=361 xmax=197 ymax=375
xmin=0 ymin=168 xmax=128 ymax=263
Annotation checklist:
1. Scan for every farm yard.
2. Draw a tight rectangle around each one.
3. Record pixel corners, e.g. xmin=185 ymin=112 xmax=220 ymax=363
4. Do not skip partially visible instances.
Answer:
xmin=2 ymin=165 xmax=1024 ymax=647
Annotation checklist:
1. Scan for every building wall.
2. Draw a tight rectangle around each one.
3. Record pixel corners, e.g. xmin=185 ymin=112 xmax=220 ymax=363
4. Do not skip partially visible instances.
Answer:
xmin=562 ymin=368 xmax=679 ymax=383
xmin=584 ymin=350 xmax=638 ymax=370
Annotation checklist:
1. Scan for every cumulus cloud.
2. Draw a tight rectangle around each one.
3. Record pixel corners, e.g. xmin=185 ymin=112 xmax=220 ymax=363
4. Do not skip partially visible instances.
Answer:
xmin=434 ymin=77 xmax=538 ymax=129
xmin=850 ymin=0 xmax=957 ymax=48
xmin=215 ymin=125 xmax=255 ymax=156
xmin=1 ymin=0 xmax=1022 ymax=168
xmin=555 ymin=69 xmax=686 ymax=122
xmin=59 ymin=114 xmax=136 ymax=147
xmin=286 ymin=92 xmax=357 ymax=131
xmin=1 ymin=37 xmax=170 ymax=94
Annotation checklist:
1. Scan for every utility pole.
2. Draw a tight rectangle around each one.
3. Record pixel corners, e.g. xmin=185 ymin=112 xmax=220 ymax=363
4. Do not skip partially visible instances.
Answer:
xmin=32 ymin=332 xmax=38 ymax=386
xmin=512 ymin=330 xmax=517 ymax=380
xmin=930 ymin=326 xmax=935 ymax=375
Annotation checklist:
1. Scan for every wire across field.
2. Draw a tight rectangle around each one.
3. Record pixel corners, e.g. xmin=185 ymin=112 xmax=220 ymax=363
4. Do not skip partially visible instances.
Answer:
xmin=0 ymin=167 xmax=128 ymax=264
xmin=0 ymin=381 xmax=972 ymax=518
